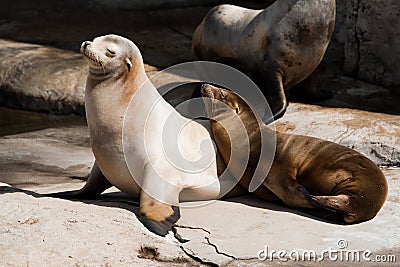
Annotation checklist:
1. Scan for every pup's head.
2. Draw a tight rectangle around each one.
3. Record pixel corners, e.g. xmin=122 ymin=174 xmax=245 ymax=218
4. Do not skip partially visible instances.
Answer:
xmin=200 ymin=84 xmax=256 ymax=123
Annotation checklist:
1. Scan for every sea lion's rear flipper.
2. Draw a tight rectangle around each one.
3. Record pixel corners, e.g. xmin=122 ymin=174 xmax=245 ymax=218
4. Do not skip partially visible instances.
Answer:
xmin=139 ymin=203 xmax=181 ymax=237
xmin=139 ymin=191 xmax=181 ymax=237
xmin=311 ymin=195 xmax=355 ymax=221
xmin=139 ymin=166 xmax=182 ymax=237
xmin=45 ymin=161 xmax=112 ymax=199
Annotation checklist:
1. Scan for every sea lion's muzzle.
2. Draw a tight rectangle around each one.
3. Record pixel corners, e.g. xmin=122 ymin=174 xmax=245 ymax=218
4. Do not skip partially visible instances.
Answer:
xmin=200 ymin=84 xmax=216 ymax=99
xmin=80 ymin=41 xmax=92 ymax=54
xmin=80 ymin=40 xmax=103 ymax=68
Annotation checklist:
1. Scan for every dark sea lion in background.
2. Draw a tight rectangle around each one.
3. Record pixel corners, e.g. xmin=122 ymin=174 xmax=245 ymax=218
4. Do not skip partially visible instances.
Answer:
xmin=193 ymin=0 xmax=336 ymax=120
xmin=201 ymin=84 xmax=388 ymax=223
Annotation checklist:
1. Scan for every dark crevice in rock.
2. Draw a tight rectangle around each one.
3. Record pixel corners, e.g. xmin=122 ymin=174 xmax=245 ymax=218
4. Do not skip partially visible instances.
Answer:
xmin=369 ymin=142 xmax=400 ymax=164
xmin=379 ymin=164 xmax=400 ymax=168
xmin=343 ymin=141 xmax=400 ymax=167
xmin=353 ymin=0 xmax=361 ymax=77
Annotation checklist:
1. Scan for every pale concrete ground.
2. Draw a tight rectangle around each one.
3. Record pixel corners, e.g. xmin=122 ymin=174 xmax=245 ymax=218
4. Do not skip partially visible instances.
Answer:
xmin=1 ymin=101 xmax=399 ymax=266
xmin=0 ymin=1 xmax=399 ymax=266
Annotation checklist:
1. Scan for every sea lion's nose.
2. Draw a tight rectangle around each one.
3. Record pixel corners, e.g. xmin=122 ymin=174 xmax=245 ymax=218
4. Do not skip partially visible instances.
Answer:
xmin=201 ymin=84 xmax=215 ymax=98
xmin=81 ymin=41 xmax=91 ymax=51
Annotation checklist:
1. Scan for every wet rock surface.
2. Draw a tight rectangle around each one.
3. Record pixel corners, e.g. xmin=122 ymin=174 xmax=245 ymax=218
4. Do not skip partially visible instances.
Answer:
xmin=0 ymin=40 xmax=87 ymax=114
xmin=343 ymin=0 xmax=400 ymax=89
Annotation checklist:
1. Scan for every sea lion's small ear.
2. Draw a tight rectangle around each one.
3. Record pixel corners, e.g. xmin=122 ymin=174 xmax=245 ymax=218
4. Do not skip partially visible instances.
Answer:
xmin=126 ymin=58 xmax=132 ymax=71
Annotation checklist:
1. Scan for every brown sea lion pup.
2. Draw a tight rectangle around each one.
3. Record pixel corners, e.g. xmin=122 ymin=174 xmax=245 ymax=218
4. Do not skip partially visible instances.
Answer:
xmin=193 ymin=0 xmax=336 ymax=120
xmin=201 ymin=84 xmax=388 ymax=223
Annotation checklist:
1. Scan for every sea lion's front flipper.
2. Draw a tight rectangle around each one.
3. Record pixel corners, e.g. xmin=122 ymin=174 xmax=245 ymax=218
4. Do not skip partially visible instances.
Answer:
xmin=262 ymin=71 xmax=287 ymax=123
xmin=138 ymin=165 xmax=182 ymax=236
xmin=264 ymin=168 xmax=318 ymax=209
xmin=45 ymin=161 xmax=112 ymax=199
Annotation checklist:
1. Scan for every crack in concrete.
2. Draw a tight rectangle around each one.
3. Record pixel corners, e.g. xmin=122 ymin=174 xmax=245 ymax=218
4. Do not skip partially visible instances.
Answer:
xmin=333 ymin=125 xmax=352 ymax=144
xmin=179 ymin=246 xmax=219 ymax=267
xmin=175 ymin=225 xmax=261 ymax=265
xmin=204 ymin=237 xmax=238 ymax=260
xmin=171 ymin=226 xmax=190 ymax=243
xmin=174 ymin=224 xmax=212 ymax=234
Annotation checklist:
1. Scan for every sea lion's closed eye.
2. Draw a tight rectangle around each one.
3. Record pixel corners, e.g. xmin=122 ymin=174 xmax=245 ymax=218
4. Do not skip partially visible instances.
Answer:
xmin=125 ymin=58 xmax=132 ymax=71
xmin=106 ymin=48 xmax=116 ymax=58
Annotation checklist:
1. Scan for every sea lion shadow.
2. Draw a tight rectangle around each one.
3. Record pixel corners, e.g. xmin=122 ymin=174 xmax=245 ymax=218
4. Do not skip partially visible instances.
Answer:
xmin=223 ymin=194 xmax=347 ymax=226
xmin=79 ymin=192 xmax=142 ymax=215
xmin=0 ymin=186 xmax=345 ymax=226
xmin=0 ymin=186 xmax=142 ymax=216
xmin=91 ymin=192 xmax=348 ymax=226
xmin=0 ymin=186 xmax=43 ymax=198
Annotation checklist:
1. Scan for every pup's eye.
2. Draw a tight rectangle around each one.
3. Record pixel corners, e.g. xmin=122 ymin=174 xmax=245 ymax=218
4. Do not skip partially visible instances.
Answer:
xmin=106 ymin=49 xmax=116 ymax=57
xmin=235 ymin=107 xmax=240 ymax=113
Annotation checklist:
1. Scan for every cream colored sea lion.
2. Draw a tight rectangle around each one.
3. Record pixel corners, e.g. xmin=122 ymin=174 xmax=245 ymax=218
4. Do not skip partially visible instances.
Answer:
xmin=193 ymin=0 xmax=336 ymax=120
xmin=46 ymin=34 xmax=242 ymax=236
xmin=201 ymin=84 xmax=388 ymax=223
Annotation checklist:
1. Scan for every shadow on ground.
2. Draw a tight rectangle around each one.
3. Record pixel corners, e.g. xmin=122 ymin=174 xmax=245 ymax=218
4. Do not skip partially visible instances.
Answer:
xmin=0 ymin=185 xmax=346 ymax=228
